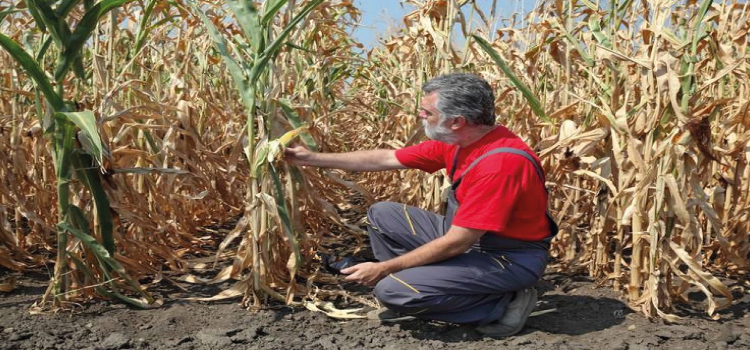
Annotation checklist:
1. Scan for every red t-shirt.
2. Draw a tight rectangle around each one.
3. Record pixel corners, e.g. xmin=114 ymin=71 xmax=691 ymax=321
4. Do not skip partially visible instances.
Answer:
xmin=395 ymin=126 xmax=550 ymax=241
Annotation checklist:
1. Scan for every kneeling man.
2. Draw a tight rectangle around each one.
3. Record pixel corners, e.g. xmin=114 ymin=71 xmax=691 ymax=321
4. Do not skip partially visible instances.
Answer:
xmin=284 ymin=73 xmax=557 ymax=337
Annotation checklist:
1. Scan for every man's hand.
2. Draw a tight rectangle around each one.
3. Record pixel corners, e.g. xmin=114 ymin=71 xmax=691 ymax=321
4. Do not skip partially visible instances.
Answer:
xmin=284 ymin=144 xmax=315 ymax=166
xmin=341 ymin=262 xmax=391 ymax=286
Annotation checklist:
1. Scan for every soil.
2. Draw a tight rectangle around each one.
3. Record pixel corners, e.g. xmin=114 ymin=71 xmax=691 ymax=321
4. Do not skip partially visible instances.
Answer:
xmin=1 ymin=270 xmax=748 ymax=350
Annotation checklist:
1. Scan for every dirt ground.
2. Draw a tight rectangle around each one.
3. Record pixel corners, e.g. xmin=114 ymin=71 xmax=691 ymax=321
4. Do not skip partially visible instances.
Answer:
xmin=1 ymin=269 xmax=748 ymax=350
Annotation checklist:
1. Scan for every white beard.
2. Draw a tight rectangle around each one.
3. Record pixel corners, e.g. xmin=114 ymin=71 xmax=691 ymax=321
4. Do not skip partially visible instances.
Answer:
xmin=423 ymin=119 xmax=459 ymax=144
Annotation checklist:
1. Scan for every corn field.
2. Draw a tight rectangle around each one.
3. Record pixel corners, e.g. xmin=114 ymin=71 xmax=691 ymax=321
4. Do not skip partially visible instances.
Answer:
xmin=0 ymin=0 xmax=748 ymax=321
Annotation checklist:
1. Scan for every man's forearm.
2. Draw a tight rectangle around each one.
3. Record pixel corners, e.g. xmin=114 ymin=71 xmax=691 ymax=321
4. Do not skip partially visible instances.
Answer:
xmin=308 ymin=149 xmax=404 ymax=172
xmin=341 ymin=226 xmax=485 ymax=286
xmin=380 ymin=235 xmax=468 ymax=274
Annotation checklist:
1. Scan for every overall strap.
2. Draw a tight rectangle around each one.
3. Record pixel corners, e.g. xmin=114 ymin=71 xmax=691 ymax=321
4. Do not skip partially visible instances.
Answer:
xmin=451 ymin=147 xmax=546 ymax=190
xmin=449 ymin=147 xmax=559 ymax=241
xmin=449 ymin=147 xmax=461 ymax=180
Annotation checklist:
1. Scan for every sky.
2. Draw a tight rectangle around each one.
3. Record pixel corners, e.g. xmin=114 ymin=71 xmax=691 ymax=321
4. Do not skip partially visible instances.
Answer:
xmin=352 ymin=0 xmax=539 ymax=47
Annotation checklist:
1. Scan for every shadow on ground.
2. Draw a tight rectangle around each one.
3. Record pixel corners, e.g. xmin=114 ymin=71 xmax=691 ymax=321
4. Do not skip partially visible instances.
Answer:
xmin=394 ymin=294 xmax=629 ymax=343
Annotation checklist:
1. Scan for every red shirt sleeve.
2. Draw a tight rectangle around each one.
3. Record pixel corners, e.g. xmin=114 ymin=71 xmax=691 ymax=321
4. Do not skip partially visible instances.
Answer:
xmin=395 ymin=141 xmax=450 ymax=173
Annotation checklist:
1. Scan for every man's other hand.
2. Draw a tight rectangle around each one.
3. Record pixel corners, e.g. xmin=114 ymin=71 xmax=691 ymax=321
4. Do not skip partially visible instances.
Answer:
xmin=341 ymin=262 xmax=390 ymax=286
xmin=284 ymin=144 xmax=314 ymax=166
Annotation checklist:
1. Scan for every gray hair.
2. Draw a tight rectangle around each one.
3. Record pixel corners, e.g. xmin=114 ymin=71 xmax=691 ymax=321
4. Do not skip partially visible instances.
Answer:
xmin=422 ymin=73 xmax=496 ymax=126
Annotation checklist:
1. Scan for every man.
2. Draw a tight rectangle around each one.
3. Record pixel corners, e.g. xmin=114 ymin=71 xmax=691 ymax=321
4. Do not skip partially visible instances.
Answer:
xmin=284 ymin=73 xmax=557 ymax=337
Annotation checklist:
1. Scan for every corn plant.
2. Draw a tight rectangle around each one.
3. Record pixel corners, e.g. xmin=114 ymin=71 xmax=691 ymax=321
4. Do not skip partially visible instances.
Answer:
xmin=186 ymin=0 xmax=343 ymax=306
xmin=0 ymin=0 xmax=155 ymax=308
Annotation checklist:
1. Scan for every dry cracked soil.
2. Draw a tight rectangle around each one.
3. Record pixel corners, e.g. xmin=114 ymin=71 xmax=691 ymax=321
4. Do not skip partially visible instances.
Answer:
xmin=1 ymin=270 xmax=748 ymax=350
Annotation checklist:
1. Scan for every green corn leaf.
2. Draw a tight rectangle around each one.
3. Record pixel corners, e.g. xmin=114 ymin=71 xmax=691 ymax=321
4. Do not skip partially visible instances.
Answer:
xmin=471 ymin=34 xmax=551 ymax=122
xmin=268 ymin=165 xmax=303 ymax=269
xmin=186 ymin=0 xmax=252 ymax=113
xmin=0 ymin=33 xmax=64 ymax=110
xmin=55 ymin=0 xmax=135 ymax=81
xmin=59 ymin=221 xmax=114 ymax=267
xmin=27 ymin=0 xmax=67 ymax=48
xmin=0 ymin=7 xmax=21 ymax=23
xmin=261 ymin=0 xmax=288 ymax=26
xmin=25 ymin=3 xmax=47 ymax=31
xmin=67 ymin=205 xmax=90 ymax=235
xmin=277 ymin=99 xmax=318 ymax=151
xmin=250 ymin=0 xmax=324 ymax=82
xmin=59 ymin=221 xmax=153 ymax=308
xmin=56 ymin=0 xmax=83 ymax=18
xmin=73 ymin=56 xmax=86 ymax=80
xmin=52 ymin=116 xmax=76 ymax=183
xmin=284 ymin=41 xmax=312 ymax=53
xmin=35 ymin=35 xmax=54 ymax=62
xmin=588 ymin=14 xmax=611 ymax=48
xmin=133 ymin=0 xmax=158 ymax=54
xmin=60 ymin=219 xmax=148 ymax=295
xmin=68 ymin=254 xmax=152 ymax=309
xmin=55 ymin=110 xmax=104 ymax=167
xmin=692 ymin=0 xmax=713 ymax=53
xmin=72 ymin=152 xmax=115 ymax=255
xmin=226 ymin=0 xmax=263 ymax=51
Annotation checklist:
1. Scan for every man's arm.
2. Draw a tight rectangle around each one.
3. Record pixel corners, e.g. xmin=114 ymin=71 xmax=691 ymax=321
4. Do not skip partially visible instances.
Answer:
xmin=284 ymin=145 xmax=406 ymax=172
xmin=341 ymin=225 xmax=485 ymax=286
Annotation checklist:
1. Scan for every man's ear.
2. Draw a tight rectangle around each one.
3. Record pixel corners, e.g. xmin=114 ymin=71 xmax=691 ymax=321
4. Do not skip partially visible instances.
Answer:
xmin=450 ymin=116 xmax=467 ymax=130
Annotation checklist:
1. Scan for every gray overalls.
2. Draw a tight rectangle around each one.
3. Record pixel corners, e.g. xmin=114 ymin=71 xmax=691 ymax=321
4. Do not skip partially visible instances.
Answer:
xmin=368 ymin=148 xmax=558 ymax=325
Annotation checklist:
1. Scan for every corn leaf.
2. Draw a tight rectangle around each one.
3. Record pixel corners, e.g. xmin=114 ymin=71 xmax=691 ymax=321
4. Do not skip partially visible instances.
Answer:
xmin=56 ymin=0 xmax=83 ymax=18
xmin=55 ymin=110 xmax=104 ymax=167
xmin=261 ymin=0 xmax=288 ymax=26
xmin=588 ymin=14 xmax=612 ymax=48
xmin=0 ymin=7 xmax=21 ymax=22
xmin=0 ymin=33 xmax=64 ymax=110
xmin=59 ymin=221 xmax=153 ymax=305
xmin=55 ymin=0 xmax=135 ymax=81
xmin=250 ymin=0 xmax=324 ymax=82
xmin=68 ymin=254 xmax=152 ymax=309
xmin=692 ymin=0 xmax=713 ymax=52
xmin=52 ymin=116 xmax=76 ymax=182
xmin=268 ymin=165 xmax=303 ymax=269
xmin=186 ymin=0 xmax=252 ymax=112
xmin=72 ymin=152 xmax=115 ymax=255
xmin=27 ymin=0 xmax=68 ymax=48
xmin=278 ymin=99 xmax=318 ymax=151
xmin=226 ymin=0 xmax=262 ymax=51
xmin=24 ymin=3 xmax=47 ymax=31
xmin=472 ymin=34 xmax=551 ymax=122
xmin=133 ymin=0 xmax=159 ymax=54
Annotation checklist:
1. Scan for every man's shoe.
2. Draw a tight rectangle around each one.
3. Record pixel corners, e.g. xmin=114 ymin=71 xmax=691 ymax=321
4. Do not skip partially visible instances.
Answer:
xmin=476 ymin=288 xmax=538 ymax=338
xmin=366 ymin=308 xmax=417 ymax=322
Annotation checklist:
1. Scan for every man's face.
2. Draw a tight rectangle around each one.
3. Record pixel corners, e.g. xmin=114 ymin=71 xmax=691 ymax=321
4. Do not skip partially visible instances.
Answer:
xmin=419 ymin=92 xmax=441 ymax=126
xmin=419 ymin=92 xmax=458 ymax=144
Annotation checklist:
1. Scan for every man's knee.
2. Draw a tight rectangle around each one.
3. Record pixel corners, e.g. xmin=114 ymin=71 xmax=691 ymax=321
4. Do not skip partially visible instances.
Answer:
xmin=374 ymin=277 xmax=409 ymax=310
xmin=374 ymin=275 xmax=428 ymax=310
xmin=367 ymin=201 xmax=400 ymax=229
xmin=373 ymin=277 xmax=395 ymax=304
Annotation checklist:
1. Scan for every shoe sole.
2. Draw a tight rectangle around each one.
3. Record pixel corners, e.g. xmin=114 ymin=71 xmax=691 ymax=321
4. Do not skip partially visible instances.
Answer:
xmin=366 ymin=309 xmax=417 ymax=322
xmin=477 ymin=289 xmax=538 ymax=338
